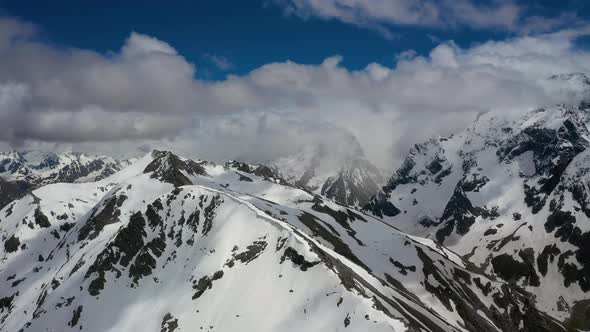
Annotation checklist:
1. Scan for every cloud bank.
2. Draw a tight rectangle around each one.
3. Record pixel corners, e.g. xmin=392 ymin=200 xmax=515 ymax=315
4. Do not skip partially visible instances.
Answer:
xmin=1 ymin=16 xmax=590 ymax=170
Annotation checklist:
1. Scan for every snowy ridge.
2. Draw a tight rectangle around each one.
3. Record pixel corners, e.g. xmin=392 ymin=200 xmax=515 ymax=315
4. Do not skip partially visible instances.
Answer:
xmin=366 ymin=103 xmax=590 ymax=330
xmin=0 ymin=150 xmax=562 ymax=331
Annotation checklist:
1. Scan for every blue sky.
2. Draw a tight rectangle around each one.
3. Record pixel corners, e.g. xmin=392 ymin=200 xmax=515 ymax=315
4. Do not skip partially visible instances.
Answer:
xmin=2 ymin=0 xmax=588 ymax=80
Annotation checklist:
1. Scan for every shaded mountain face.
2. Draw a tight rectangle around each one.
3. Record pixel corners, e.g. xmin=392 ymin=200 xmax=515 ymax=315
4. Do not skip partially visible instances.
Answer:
xmin=0 ymin=150 xmax=561 ymax=332
xmin=365 ymin=103 xmax=590 ymax=330
xmin=0 ymin=177 xmax=20 ymax=210
xmin=269 ymin=144 xmax=384 ymax=207
xmin=0 ymin=151 xmax=132 ymax=209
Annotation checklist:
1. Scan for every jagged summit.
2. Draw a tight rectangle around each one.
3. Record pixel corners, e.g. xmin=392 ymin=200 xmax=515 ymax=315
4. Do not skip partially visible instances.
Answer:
xmin=268 ymin=142 xmax=384 ymax=207
xmin=143 ymin=150 xmax=208 ymax=186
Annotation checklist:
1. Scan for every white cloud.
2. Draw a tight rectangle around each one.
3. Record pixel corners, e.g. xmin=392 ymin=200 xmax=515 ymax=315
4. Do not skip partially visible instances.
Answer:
xmin=274 ymin=0 xmax=580 ymax=37
xmin=1 ymin=17 xmax=590 ymax=171
xmin=122 ymin=32 xmax=178 ymax=57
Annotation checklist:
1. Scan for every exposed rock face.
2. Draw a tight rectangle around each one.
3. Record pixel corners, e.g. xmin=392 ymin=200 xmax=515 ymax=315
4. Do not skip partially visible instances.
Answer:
xmin=0 ymin=177 xmax=22 ymax=210
xmin=144 ymin=150 xmax=208 ymax=186
xmin=365 ymin=102 xmax=590 ymax=329
xmin=224 ymin=160 xmax=292 ymax=186
xmin=0 ymin=150 xmax=560 ymax=332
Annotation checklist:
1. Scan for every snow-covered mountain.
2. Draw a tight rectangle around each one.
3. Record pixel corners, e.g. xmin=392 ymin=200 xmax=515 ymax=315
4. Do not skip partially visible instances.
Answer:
xmin=0 ymin=150 xmax=561 ymax=332
xmin=366 ymin=103 xmax=590 ymax=331
xmin=0 ymin=151 xmax=133 ymax=209
xmin=0 ymin=151 xmax=133 ymax=186
xmin=268 ymin=143 xmax=384 ymax=207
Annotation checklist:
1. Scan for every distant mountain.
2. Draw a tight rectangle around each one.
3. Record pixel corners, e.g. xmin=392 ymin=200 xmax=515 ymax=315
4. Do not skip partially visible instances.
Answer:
xmin=268 ymin=142 xmax=384 ymax=207
xmin=0 ymin=151 xmax=133 ymax=185
xmin=0 ymin=151 xmax=133 ymax=209
xmin=366 ymin=102 xmax=590 ymax=331
xmin=0 ymin=150 xmax=560 ymax=332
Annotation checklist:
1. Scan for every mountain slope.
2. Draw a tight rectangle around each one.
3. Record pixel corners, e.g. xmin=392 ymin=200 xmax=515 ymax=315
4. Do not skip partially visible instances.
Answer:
xmin=366 ymin=103 xmax=590 ymax=330
xmin=0 ymin=151 xmax=563 ymax=332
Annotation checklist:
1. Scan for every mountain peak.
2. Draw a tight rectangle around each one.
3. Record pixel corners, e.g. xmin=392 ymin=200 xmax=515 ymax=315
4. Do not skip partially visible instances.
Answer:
xmin=144 ymin=150 xmax=208 ymax=186
xmin=268 ymin=143 xmax=383 ymax=207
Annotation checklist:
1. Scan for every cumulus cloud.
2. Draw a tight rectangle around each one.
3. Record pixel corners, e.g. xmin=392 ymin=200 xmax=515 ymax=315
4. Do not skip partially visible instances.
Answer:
xmin=273 ymin=0 xmax=580 ymax=37
xmin=1 ymin=17 xmax=590 ymax=171
xmin=122 ymin=32 xmax=178 ymax=57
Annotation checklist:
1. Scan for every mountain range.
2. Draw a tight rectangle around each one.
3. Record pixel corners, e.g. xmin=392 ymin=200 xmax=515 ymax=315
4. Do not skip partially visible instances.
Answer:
xmin=0 ymin=151 xmax=133 ymax=209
